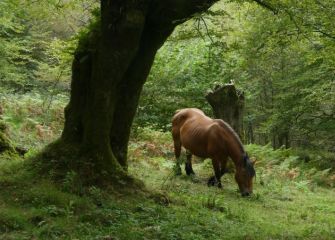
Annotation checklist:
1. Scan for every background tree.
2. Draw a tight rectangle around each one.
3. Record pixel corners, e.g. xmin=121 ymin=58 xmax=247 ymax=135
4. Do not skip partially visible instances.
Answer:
xmin=0 ymin=0 xmax=96 ymax=93
xmin=206 ymin=83 xmax=245 ymax=137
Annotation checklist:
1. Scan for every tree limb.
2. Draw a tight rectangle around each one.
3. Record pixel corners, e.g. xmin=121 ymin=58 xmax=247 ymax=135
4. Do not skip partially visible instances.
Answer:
xmin=312 ymin=29 xmax=335 ymax=41
xmin=252 ymin=0 xmax=278 ymax=14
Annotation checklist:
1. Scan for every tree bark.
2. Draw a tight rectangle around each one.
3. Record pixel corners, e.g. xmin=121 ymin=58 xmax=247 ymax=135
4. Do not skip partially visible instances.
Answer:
xmin=246 ymin=119 xmax=254 ymax=144
xmin=38 ymin=0 xmax=218 ymax=186
xmin=206 ymin=83 xmax=245 ymax=137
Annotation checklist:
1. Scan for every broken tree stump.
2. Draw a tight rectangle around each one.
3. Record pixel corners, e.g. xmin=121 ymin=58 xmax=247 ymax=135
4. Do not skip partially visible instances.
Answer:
xmin=206 ymin=83 xmax=245 ymax=138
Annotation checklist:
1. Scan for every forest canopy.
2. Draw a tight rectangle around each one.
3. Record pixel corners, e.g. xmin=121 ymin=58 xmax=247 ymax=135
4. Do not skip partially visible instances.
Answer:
xmin=0 ymin=0 xmax=334 ymax=163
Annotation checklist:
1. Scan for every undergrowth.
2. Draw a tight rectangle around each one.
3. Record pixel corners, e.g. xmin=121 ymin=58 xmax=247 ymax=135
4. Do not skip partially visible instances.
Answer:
xmin=0 ymin=94 xmax=334 ymax=239
xmin=1 ymin=136 xmax=335 ymax=239
xmin=0 ymin=92 xmax=67 ymax=151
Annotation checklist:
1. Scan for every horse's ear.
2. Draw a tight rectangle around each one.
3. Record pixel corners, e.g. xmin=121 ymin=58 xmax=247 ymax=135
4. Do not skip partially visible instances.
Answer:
xmin=244 ymin=155 xmax=256 ymax=177
xmin=251 ymin=157 xmax=257 ymax=166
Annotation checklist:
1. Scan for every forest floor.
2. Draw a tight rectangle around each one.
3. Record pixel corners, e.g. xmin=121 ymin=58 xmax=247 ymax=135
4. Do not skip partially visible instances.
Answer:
xmin=0 ymin=94 xmax=335 ymax=240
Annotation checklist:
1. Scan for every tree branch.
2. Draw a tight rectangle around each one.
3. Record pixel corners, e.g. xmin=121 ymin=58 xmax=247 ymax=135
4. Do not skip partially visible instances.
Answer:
xmin=252 ymin=0 xmax=278 ymax=14
xmin=312 ymin=29 xmax=335 ymax=41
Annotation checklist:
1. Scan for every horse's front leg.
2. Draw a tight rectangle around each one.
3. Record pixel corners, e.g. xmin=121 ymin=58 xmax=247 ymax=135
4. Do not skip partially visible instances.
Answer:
xmin=208 ymin=158 xmax=222 ymax=188
xmin=208 ymin=157 xmax=228 ymax=187
xmin=185 ymin=150 xmax=195 ymax=175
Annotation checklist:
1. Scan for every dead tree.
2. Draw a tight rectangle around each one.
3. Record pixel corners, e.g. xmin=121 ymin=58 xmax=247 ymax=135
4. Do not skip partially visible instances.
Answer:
xmin=206 ymin=83 xmax=245 ymax=138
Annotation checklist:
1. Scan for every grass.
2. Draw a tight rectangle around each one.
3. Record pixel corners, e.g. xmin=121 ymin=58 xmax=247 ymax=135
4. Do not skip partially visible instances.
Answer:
xmin=0 ymin=137 xmax=334 ymax=239
xmin=0 ymin=94 xmax=334 ymax=239
xmin=0 ymin=92 xmax=67 ymax=150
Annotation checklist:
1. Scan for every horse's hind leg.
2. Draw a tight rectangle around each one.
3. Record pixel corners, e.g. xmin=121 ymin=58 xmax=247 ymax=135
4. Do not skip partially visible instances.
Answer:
xmin=185 ymin=150 xmax=195 ymax=175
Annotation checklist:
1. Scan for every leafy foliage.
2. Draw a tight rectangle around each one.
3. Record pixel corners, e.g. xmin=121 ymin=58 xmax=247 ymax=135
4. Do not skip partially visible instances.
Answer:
xmin=0 ymin=0 xmax=96 ymax=93
xmin=136 ymin=0 xmax=335 ymax=155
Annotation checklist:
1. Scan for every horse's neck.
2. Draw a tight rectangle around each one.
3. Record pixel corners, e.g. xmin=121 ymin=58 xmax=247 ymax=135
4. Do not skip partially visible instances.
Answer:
xmin=217 ymin=119 xmax=245 ymax=165
xmin=228 ymin=145 xmax=245 ymax=169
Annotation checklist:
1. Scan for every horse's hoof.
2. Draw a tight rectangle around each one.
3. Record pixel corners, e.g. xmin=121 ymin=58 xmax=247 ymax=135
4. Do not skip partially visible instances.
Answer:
xmin=207 ymin=176 xmax=216 ymax=187
xmin=185 ymin=165 xmax=195 ymax=176
xmin=186 ymin=170 xmax=195 ymax=176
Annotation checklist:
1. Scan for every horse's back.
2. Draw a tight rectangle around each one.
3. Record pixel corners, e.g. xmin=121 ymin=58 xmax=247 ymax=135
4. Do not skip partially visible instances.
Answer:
xmin=182 ymin=121 xmax=225 ymax=158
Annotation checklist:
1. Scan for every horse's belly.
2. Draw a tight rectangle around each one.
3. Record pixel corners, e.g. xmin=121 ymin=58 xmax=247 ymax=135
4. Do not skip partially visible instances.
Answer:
xmin=188 ymin=150 xmax=208 ymax=159
xmin=181 ymin=140 xmax=209 ymax=158
xmin=179 ymin=120 xmax=213 ymax=158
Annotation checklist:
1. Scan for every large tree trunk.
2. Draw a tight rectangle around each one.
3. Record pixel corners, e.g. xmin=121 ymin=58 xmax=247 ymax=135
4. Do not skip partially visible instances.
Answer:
xmin=206 ymin=83 xmax=245 ymax=138
xmin=38 ymin=0 xmax=218 ymax=186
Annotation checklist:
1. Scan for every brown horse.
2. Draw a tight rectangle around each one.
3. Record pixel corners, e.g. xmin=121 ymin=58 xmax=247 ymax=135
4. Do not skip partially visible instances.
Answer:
xmin=172 ymin=108 xmax=255 ymax=196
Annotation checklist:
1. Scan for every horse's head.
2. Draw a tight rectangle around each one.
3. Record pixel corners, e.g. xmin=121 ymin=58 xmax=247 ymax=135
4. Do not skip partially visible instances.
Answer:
xmin=235 ymin=153 xmax=256 ymax=197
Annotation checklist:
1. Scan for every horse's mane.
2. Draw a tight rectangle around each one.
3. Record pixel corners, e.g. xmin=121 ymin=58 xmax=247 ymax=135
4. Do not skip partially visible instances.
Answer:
xmin=216 ymin=119 xmax=255 ymax=177
xmin=216 ymin=119 xmax=245 ymax=153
